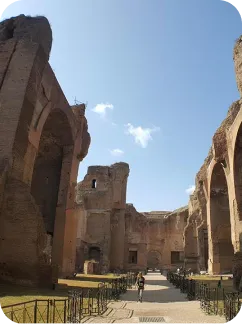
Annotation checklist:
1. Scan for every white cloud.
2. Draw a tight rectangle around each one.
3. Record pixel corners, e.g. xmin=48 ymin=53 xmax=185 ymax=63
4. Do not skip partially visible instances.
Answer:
xmin=186 ymin=185 xmax=195 ymax=195
xmin=92 ymin=103 xmax=113 ymax=117
xmin=110 ymin=148 xmax=124 ymax=156
xmin=125 ymin=123 xmax=160 ymax=148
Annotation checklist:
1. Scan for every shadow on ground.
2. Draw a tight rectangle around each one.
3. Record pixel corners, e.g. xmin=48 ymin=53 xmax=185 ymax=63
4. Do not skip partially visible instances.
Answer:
xmin=117 ymin=271 xmax=196 ymax=304
xmin=119 ymin=288 xmax=189 ymax=303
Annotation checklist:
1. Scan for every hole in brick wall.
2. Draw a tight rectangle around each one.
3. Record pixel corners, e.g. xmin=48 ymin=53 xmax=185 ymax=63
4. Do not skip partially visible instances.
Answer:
xmin=92 ymin=179 xmax=97 ymax=189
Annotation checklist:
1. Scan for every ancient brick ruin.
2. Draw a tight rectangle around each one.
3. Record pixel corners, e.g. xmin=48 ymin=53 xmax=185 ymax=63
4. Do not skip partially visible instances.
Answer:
xmin=75 ymin=163 xmax=129 ymax=273
xmin=75 ymin=164 xmax=188 ymax=273
xmin=183 ymin=36 xmax=242 ymax=287
xmin=1 ymin=13 xmax=242 ymax=291
xmin=0 ymin=15 xmax=90 ymax=286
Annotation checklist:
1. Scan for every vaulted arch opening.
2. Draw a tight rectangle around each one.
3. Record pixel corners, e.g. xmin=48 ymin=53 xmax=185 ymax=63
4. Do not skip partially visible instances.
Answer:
xmin=234 ymin=122 xmax=242 ymax=222
xmin=210 ymin=163 xmax=233 ymax=273
xmin=31 ymin=110 xmax=73 ymax=237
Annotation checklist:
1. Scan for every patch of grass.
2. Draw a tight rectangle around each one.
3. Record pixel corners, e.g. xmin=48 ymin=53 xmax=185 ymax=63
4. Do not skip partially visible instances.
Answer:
xmin=190 ymin=275 xmax=231 ymax=281
xmin=190 ymin=276 xmax=235 ymax=292
xmin=0 ymin=278 xmax=103 ymax=307
xmin=0 ymin=278 xmax=106 ymax=323
xmin=190 ymin=276 xmax=242 ymax=315
xmin=76 ymin=273 xmax=119 ymax=279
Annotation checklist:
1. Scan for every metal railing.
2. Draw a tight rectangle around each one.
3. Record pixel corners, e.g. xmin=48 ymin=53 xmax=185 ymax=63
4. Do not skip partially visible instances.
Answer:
xmin=1 ymin=273 xmax=136 ymax=323
xmin=166 ymin=271 xmax=241 ymax=321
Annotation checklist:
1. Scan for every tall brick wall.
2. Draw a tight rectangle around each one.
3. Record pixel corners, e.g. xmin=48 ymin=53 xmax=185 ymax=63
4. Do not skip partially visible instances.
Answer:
xmin=0 ymin=15 xmax=90 ymax=286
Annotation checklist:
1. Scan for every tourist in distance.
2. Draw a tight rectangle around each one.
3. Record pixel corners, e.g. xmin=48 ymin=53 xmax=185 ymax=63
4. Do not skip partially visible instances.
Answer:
xmin=136 ymin=272 xmax=145 ymax=302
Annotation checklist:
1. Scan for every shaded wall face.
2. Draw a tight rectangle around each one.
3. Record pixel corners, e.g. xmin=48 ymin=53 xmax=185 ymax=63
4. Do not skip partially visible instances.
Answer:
xmin=110 ymin=210 xmax=125 ymax=270
xmin=31 ymin=141 xmax=63 ymax=234
xmin=184 ymin=224 xmax=198 ymax=257
xmin=76 ymin=209 xmax=111 ymax=273
xmin=210 ymin=195 xmax=234 ymax=272
xmin=209 ymin=164 xmax=234 ymax=273
xmin=147 ymin=251 xmax=162 ymax=268
xmin=234 ymin=125 xmax=242 ymax=222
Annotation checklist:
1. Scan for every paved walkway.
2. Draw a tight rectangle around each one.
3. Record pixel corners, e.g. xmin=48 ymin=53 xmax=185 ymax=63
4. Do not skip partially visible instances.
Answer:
xmin=81 ymin=272 xmax=225 ymax=323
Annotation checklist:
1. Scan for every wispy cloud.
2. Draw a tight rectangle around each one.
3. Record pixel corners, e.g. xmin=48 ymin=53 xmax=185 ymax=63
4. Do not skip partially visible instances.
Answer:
xmin=125 ymin=123 xmax=160 ymax=148
xmin=186 ymin=185 xmax=195 ymax=195
xmin=92 ymin=103 xmax=113 ymax=118
xmin=109 ymin=148 xmax=124 ymax=157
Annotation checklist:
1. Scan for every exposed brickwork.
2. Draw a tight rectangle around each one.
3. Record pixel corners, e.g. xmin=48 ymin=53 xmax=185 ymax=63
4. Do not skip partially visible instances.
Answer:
xmin=76 ymin=166 xmax=188 ymax=273
xmin=183 ymin=35 xmax=242 ymax=279
xmin=0 ymin=15 xmax=90 ymax=286
xmin=75 ymin=163 xmax=129 ymax=273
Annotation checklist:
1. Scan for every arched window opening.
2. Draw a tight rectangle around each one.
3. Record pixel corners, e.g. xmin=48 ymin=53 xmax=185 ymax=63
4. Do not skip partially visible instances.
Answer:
xmin=92 ymin=179 xmax=97 ymax=189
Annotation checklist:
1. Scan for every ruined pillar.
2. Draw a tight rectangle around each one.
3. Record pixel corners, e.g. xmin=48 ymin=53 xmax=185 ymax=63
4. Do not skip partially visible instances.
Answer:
xmin=109 ymin=163 xmax=129 ymax=271
xmin=110 ymin=210 xmax=125 ymax=270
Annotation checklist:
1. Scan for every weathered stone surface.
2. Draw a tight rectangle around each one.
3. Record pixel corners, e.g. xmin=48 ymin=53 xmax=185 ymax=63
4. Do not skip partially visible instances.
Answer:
xmin=0 ymin=15 xmax=52 ymax=58
xmin=124 ymin=204 xmax=148 ymax=271
xmin=183 ymin=35 xmax=242 ymax=275
xmin=234 ymin=36 xmax=242 ymax=96
xmin=0 ymin=15 xmax=90 ymax=286
xmin=75 ymin=163 xmax=129 ymax=273
xmin=75 ymin=165 xmax=188 ymax=273
xmin=213 ymin=100 xmax=240 ymax=163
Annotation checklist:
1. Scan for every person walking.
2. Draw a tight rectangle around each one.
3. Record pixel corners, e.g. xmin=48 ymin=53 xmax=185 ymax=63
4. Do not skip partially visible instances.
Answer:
xmin=136 ymin=272 xmax=145 ymax=302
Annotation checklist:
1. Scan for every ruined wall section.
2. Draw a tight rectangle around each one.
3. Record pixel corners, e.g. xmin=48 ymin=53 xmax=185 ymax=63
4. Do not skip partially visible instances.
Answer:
xmin=162 ymin=207 xmax=188 ymax=270
xmin=182 ymin=36 xmax=242 ymax=274
xmin=124 ymin=204 xmax=148 ymax=271
xmin=123 ymin=206 xmax=188 ymax=272
xmin=75 ymin=162 xmax=129 ymax=272
xmin=75 ymin=166 xmax=113 ymax=272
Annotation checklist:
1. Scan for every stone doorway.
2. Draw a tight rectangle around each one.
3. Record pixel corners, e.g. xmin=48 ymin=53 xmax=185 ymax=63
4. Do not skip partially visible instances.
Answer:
xmin=88 ymin=247 xmax=101 ymax=262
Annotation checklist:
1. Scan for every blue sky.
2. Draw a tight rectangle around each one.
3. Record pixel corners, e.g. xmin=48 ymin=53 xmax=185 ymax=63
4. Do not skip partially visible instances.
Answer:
xmin=2 ymin=0 xmax=241 ymax=212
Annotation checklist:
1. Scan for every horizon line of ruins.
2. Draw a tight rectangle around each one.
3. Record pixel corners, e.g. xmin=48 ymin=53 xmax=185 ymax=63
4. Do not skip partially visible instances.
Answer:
xmin=0 ymin=14 xmax=242 ymax=287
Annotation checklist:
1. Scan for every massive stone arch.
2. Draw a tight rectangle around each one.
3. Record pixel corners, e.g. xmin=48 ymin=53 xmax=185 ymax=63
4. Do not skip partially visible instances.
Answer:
xmin=209 ymin=163 xmax=234 ymax=274
xmin=0 ymin=15 xmax=90 ymax=286
xmin=147 ymin=250 xmax=162 ymax=269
